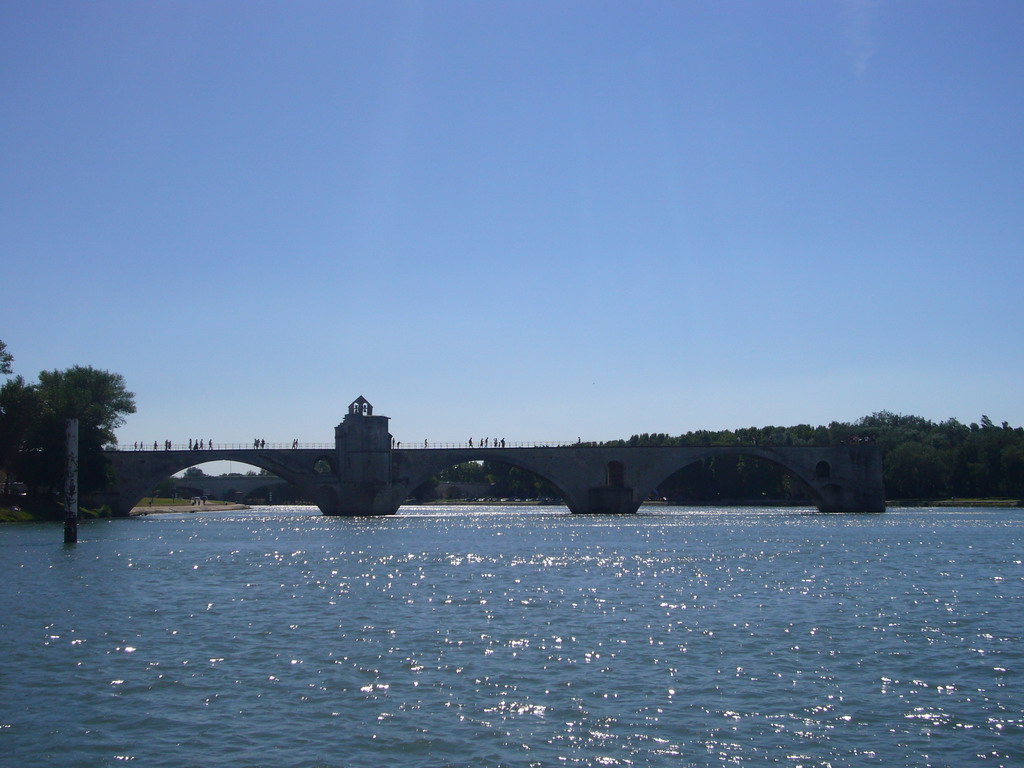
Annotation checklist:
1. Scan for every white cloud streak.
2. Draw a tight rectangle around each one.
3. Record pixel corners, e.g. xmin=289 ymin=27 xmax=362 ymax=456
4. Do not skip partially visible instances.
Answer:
xmin=842 ymin=0 xmax=879 ymax=78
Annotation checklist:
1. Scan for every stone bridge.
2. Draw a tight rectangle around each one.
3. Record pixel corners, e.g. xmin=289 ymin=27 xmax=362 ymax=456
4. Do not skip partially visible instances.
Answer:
xmin=99 ymin=397 xmax=885 ymax=517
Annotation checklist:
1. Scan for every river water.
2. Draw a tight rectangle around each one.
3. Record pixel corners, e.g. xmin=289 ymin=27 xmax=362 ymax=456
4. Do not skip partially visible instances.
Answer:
xmin=1 ymin=505 xmax=1021 ymax=767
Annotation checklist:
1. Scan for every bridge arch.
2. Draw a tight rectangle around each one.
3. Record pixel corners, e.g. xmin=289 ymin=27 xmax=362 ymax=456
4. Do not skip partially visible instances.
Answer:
xmin=170 ymin=475 xmax=294 ymax=505
xmin=639 ymin=448 xmax=827 ymax=508
xmin=628 ymin=444 xmax=884 ymax=513
xmin=165 ymin=458 xmax=282 ymax=498
xmin=102 ymin=448 xmax=340 ymax=516
xmin=391 ymin=449 xmax=577 ymax=510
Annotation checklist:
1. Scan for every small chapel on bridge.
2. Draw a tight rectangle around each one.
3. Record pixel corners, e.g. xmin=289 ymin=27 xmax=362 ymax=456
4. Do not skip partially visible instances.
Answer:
xmin=348 ymin=395 xmax=373 ymax=416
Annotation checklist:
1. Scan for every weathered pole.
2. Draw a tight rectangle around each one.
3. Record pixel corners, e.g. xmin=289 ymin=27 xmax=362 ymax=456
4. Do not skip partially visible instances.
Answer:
xmin=64 ymin=418 xmax=79 ymax=544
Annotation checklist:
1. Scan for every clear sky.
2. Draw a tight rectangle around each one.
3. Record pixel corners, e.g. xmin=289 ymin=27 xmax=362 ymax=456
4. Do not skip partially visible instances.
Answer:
xmin=3 ymin=1 xmax=1023 ymax=452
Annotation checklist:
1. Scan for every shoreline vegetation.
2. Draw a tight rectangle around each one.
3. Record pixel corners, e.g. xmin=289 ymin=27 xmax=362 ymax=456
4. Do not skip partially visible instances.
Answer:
xmin=0 ymin=497 xmax=250 ymax=522
xmin=886 ymin=497 xmax=1022 ymax=508
xmin=3 ymin=497 xmax=1021 ymax=523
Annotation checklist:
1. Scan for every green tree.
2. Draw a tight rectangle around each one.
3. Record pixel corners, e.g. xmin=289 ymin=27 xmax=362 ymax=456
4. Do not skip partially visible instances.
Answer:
xmin=437 ymin=461 xmax=489 ymax=483
xmin=883 ymin=442 xmax=946 ymax=499
xmin=0 ymin=339 xmax=12 ymax=375
xmin=0 ymin=376 xmax=41 ymax=491
xmin=999 ymin=444 xmax=1024 ymax=497
xmin=18 ymin=366 xmax=136 ymax=495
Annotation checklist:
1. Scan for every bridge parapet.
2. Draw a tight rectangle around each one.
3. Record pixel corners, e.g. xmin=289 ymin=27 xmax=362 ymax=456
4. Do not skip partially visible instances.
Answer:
xmin=113 ymin=442 xmax=334 ymax=451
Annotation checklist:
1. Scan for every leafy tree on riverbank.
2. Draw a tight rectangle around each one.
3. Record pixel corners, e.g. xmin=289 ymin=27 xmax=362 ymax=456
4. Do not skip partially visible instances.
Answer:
xmin=0 ymin=376 xmax=41 ymax=493
xmin=5 ymin=366 xmax=136 ymax=497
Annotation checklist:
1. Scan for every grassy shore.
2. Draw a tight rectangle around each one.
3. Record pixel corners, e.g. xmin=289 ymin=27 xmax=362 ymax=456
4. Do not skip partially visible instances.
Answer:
xmin=0 ymin=497 xmax=112 ymax=523
xmin=0 ymin=496 xmax=248 ymax=522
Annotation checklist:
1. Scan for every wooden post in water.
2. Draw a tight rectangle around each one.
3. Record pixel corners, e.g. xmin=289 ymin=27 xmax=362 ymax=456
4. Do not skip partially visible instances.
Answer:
xmin=64 ymin=418 xmax=79 ymax=544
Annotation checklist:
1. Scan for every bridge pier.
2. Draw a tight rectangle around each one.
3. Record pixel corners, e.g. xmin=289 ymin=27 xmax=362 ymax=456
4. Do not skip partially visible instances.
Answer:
xmin=813 ymin=479 xmax=886 ymax=514
xmin=313 ymin=482 xmax=400 ymax=517
xmin=583 ymin=486 xmax=641 ymax=515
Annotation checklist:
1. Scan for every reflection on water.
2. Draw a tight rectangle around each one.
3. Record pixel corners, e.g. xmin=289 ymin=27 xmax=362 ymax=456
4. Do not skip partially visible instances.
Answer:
xmin=1 ymin=506 xmax=1022 ymax=766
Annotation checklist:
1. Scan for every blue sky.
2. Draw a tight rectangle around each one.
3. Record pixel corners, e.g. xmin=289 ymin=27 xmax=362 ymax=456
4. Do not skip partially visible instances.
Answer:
xmin=3 ymin=1 xmax=1023 ymax=452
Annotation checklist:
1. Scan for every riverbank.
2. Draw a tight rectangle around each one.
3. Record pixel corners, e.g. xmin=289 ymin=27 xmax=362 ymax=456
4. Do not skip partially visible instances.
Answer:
xmin=0 ymin=497 xmax=249 ymax=522
xmin=886 ymin=497 xmax=1021 ymax=508
xmin=130 ymin=502 xmax=250 ymax=515
xmin=0 ymin=497 xmax=109 ymax=523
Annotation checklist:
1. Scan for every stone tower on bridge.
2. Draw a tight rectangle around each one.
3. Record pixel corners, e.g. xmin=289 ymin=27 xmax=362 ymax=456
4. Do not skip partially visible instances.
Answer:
xmin=325 ymin=396 xmax=396 ymax=515
xmin=335 ymin=396 xmax=391 ymax=479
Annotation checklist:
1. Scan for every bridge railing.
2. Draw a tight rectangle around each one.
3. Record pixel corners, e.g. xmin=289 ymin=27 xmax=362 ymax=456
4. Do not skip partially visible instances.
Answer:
xmin=109 ymin=440 xmax=580 ymax=452
xmin=110 ymin=442 xmax=335 ymax=452
xmin=396 ymin=441 xmax=578 ymax=449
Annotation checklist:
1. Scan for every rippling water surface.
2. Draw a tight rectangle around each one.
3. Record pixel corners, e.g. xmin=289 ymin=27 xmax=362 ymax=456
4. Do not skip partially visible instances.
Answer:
xmin=1 ymin=506 xmax=1022 ymax=767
